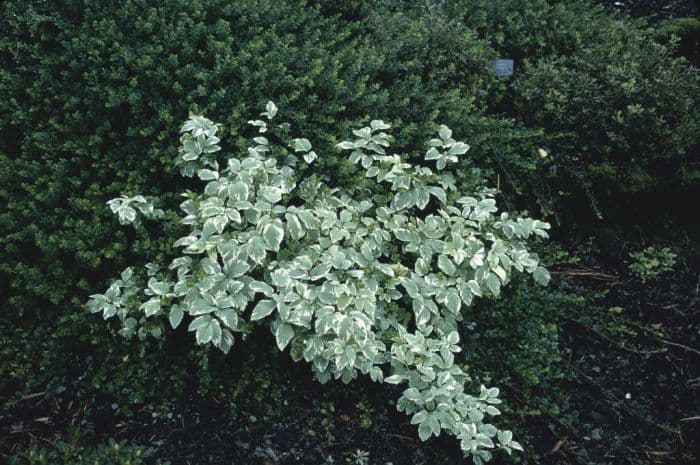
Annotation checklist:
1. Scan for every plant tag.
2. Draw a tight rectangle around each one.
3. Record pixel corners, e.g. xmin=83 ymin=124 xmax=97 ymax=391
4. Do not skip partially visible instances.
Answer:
xmin=491 ymin=59 xmax=514 ymax=77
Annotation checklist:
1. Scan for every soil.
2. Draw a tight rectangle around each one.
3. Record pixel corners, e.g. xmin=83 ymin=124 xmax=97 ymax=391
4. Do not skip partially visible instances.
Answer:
xmin=1 ymin=245 xmax=698 ymax=465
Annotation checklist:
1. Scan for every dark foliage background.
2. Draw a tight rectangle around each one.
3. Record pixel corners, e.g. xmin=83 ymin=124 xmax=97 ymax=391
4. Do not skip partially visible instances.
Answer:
xmin=1 ymin=1 xmax=698 ymax=464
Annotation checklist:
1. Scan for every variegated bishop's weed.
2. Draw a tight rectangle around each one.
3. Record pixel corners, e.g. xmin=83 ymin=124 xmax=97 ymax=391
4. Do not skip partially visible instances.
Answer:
xmin=89 ymin=102 xmax=552 ymax=463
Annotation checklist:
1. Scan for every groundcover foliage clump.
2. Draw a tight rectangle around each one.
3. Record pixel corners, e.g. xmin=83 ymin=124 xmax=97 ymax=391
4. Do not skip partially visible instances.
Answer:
xmin=89 ymin=104 xmax=552 ymax=463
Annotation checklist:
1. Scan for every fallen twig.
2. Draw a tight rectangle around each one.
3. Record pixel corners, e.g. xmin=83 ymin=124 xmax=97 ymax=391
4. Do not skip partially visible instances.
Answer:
xmin=565 ymin=317 xmax=665 ymax=355
xmin=19 ymin=392 xmax=45 ymax=402
xmin=659 ymin=339 xmax=700 ymax=356
xmin=551 ymin=268 xmax=618 ymax=281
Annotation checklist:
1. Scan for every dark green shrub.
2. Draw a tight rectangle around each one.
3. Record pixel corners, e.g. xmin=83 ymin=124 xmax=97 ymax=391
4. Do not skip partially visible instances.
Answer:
xmin=653 ymin=17 xmax=700 ymax=63
xmin=443 ymin=0 xmax=616 ymax=61
xmin=444 ymin=0 xmax=700 ymax=218
xmin=513 ymin=23 xmax=699 ymax=204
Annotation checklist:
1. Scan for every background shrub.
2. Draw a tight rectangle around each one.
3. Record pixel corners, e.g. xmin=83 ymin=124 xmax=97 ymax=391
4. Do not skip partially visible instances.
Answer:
xmin=653 ymin=17 xmax=700 ymax=63
xmin=443 ymin=0 xmax=700 ymax=219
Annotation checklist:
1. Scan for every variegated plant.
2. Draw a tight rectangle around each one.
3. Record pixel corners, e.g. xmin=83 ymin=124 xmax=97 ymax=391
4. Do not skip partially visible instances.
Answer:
xmin=89 ymin=102 xmax=552 ymax=464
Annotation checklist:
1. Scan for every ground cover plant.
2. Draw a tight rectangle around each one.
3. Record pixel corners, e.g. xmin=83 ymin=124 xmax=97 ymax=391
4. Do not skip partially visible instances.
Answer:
xmin=8 ymin=439 xmax=168 ymax=465
xmin=88 ymin=105 xmax=554 ymax=463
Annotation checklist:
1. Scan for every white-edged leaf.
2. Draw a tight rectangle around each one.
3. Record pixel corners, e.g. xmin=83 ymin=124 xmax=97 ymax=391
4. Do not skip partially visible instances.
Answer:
xmin=292 ymin=138 xmax=312 ymax=152
xmin=533 ymin=266 xmax=551 ymax=286
xmin=250 ymin=281 xmax=274 ymax=297
xmin=251 ymin=299 xmax=276 ymax=320
xmin=438 ymin=255 xmax=456 ymax=276
xmin=262 ymin=220 xmax=284 ymax=251
xmin=303 ymin=151 xmax=317 ymax=164
xmin=275 ymin=322 xmax=294 ymax=350
xmin=197 ymin=169 xmax=219 ymax=181
xmin=169 ymin=305 xmax=184 ymax=329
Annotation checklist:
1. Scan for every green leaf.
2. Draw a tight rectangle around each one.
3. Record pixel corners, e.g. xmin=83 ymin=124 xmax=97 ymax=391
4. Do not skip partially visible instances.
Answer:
xmin=415 ymin=258 xmax=429 ymax=276
xmin=486 ymin=273 xmax=501 ymax=296
xmin=394 ymin=191 xmax=413 ymax=210
xmin=197 ymin=169 xmax=219 ymax=180
xmin=437 ymin=255 xmax=456 ymax=276
xmin=341 ymin=345 xmax=356 ymax=368
xmin=262 ymin=220 xmax=284 ymax=251
xmin=260 ymin=186 xmax=282 ymax=204
xmin=411 ymin=410 xmax=428 ymax=425
xmin=275 ymin=322 xmax=294 ymax=350
xmin=247 ymin=237 xmax=267 ymax=263
xmin=446 ymin=331 xmax=459 ymax=345
xmin=191 ymin=298 xmax=216 ymax=315
xmin=119 ymin=206 xmax=137 ymax=224
xmin=148 ymin=279 xmax=171 ymax=296
xmin=403 ymin=388 xmax=422 ymax=402
xmin=303 ymin=151 xmax=317 ymax=164
xmin=427 ymin=186 xmax=447 ymax=204
xmin=438 ymin=125 xmax=452 ymax=142
xmin=425 ymin=147 xmax=441 ymax=161
xmin=285 ymin=213 xmax=305 ymax=240
xmin=415 ymin=188 xmax=430 ymax=210
xmin=292 ymin=138 xmax=312 ymax=152
xmin=329 ymin=227 xmax=344 ymax=243
xmin=251 ymin=299 xmax=276 ymax=321
xmin=447 ymin=142 xmax=470 ymax=155
xmin=481 ymin=424 xmax=498 ymax=437
xmin=394 ymin=228 xmax=413 ymax=242
xmin=533 ymin=266 xmax=551 ymax=286
xmin=225 ymin=260 xmax=249 ymax=279
xmin=250 ymin=280 xmax=274 ymax=296
xmin=485 ymin=405 xmax=501 ymax=416
xmin=188 ymin=315 xmax=210 ymax=332
xmin=263 ymin=101 xmax=278 ymax=119
xmin=169 ymin=305 xmax=184 ymax=329
xmin=229 ymin=182 xmax=249 ymax=202
xmin=337 ymin=315 xmax=353 ymax=340
xmin=467 ymin=279 xmax=482 ymax=297
xmin=196 ymin=319 xmax=220 ymax=345
xmin=216 ymin=308 xmax=238 ymax=329
xmin=370 ymin=120 xmax=391 ymax=131
xmin=309 ymin=263 xmax=331 ymax=280
xmin=200 ymin=256 xmax=221 ymax=275
xmin=183 ymin=139 xmax=200 ymax=155
xmin=445 ymin=289 xmax=461 ymax=313
xmin=418 ymin=421 xmax=433 ymax=441
xmin=296 ymin=210 xmax=318 ymax=229
xmin=218 ymin=330 xmax=234 ymax=354
xmin=336 ymin=141 xmax=355 ymax=150
xmin=141 ymin=298 xmax=161 ymax=317
xmin=385 ymin=375 xmax=405 ymax=384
